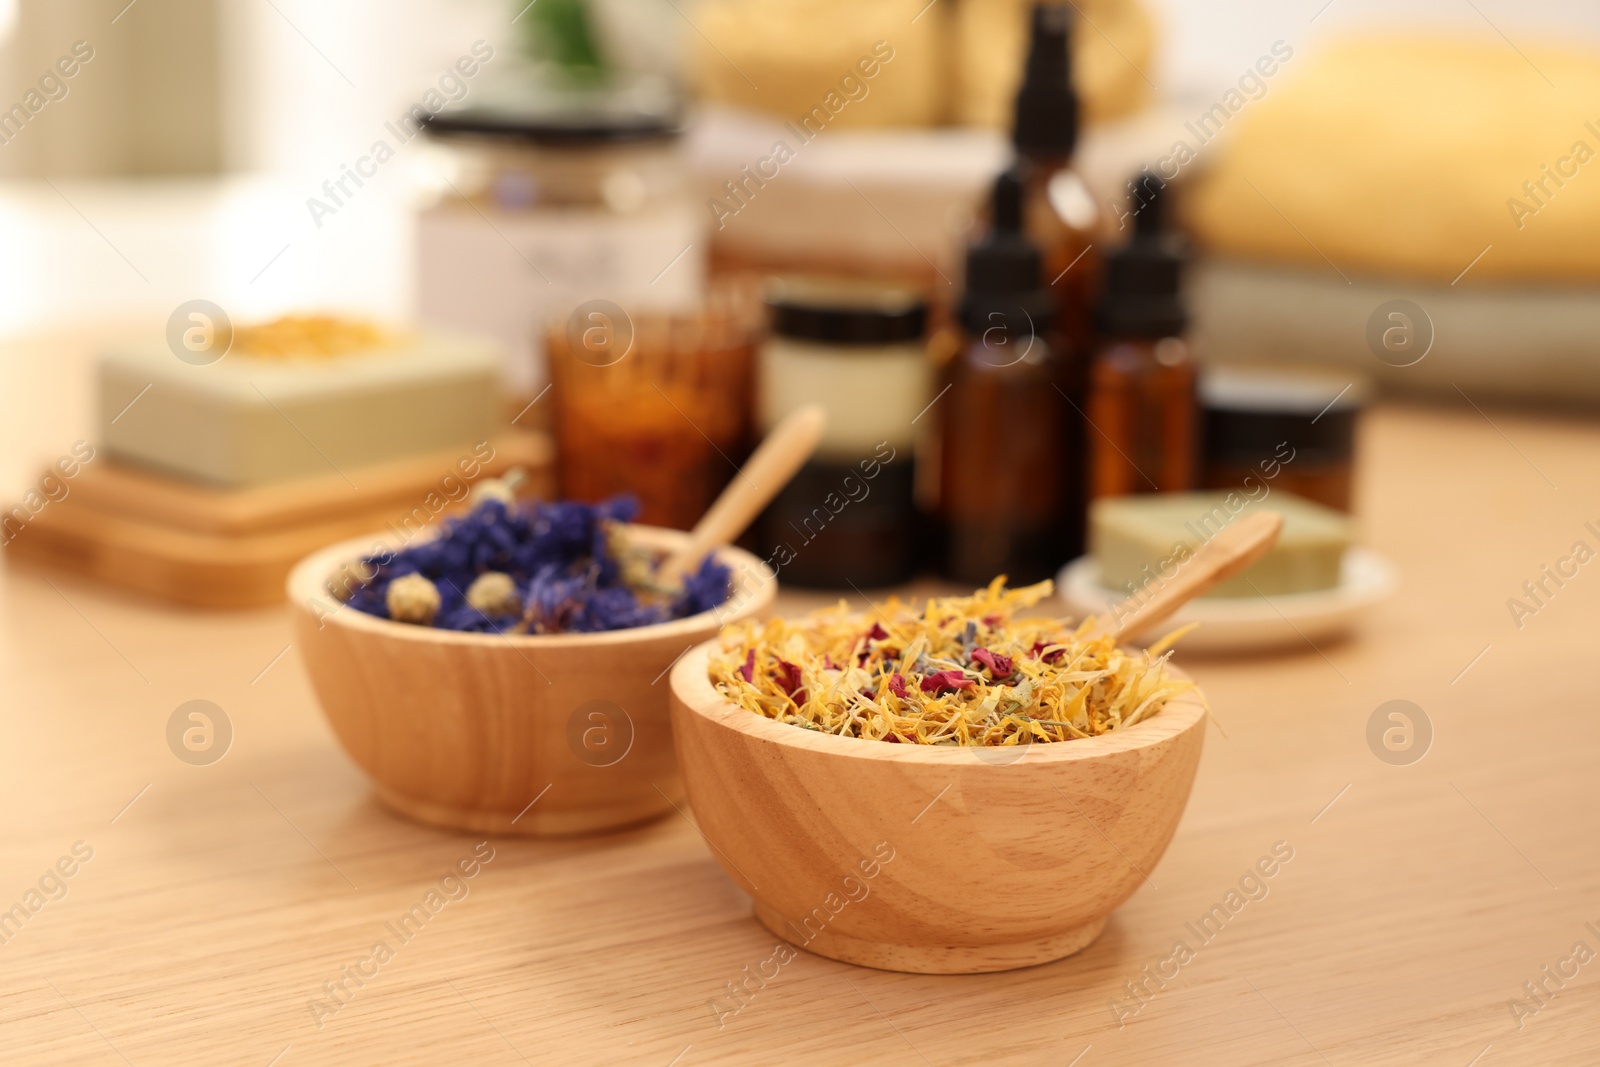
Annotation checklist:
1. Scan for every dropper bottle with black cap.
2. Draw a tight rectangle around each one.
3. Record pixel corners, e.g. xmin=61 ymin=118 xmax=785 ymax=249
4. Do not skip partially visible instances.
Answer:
xmin=938 ymin=166 xmax=1079 ymax=585
xmin=1087 ymin=169 xmax=1198 ymax=497
xmin=1011 ymin=1 xmax=1101 ymax=360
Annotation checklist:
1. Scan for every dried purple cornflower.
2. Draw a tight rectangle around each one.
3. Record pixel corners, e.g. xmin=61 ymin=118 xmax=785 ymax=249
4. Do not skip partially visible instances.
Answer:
xmin=348 ymin=494 xmax=731 ymax=635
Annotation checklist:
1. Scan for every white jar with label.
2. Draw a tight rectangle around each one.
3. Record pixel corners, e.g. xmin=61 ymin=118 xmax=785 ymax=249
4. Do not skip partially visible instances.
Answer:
xmin=417 ymin=80 xmax=704 ymax=396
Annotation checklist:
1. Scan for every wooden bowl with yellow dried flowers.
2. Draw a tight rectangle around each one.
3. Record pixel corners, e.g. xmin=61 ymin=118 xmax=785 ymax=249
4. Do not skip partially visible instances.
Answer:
xmin=670 ymin=513 xmax=1284 ymax=973
xmin=669 ymin=578 xmax=1210 ymax=974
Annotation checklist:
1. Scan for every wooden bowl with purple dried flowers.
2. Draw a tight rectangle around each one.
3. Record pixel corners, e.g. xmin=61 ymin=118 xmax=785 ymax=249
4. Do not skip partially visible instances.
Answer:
xmin=288 ymin=494 xmax=776 ymax=837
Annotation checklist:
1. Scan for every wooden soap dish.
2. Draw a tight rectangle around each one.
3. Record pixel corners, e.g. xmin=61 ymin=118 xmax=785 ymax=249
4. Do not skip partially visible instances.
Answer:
xmin=3 ymin=432 xmax=552 ymax=608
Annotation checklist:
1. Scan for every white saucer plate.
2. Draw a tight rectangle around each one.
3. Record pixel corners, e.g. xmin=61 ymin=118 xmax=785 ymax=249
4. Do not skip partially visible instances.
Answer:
xmin=1058 ymin=547 xmax=1398 ymax=653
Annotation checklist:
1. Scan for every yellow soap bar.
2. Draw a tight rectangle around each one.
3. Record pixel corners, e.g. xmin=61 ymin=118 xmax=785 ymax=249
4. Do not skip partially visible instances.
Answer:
xmin=1091 ymin=491 xmax=1351 ymax=599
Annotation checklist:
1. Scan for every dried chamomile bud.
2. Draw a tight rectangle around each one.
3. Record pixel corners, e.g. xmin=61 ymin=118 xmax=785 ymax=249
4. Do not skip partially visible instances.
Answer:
xmin=470 ymin=467 xmax=527 ymax=508
xmin=466 ymin=571 xmax=520 ymax=617
xmin=386 ymin=573 xmax=441 ymax=625
xmin=611 ymin=526 xmax=667 ymax=596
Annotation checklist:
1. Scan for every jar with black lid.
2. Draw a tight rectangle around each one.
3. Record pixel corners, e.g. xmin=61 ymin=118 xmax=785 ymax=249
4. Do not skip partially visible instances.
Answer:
xmin=756 ymin=278 xmax=930 ymax=588
xmin=416 ymin=78 xmax=702 ymax=395
xmin=1200 ymin=366 xmax=1364 ymax=512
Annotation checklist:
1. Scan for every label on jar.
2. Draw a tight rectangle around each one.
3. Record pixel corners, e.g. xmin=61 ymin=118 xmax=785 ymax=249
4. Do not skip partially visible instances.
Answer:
xmin=759 ymin=336 xmax=930 ymax=461
xmin=417 ymin=202 xmax=704 ymax=393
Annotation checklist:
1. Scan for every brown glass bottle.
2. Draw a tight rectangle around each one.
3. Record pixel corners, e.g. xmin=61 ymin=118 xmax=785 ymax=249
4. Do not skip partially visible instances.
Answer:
xmin=940 ymin=333 xmax=1069 ymax=585
xmin=1088 ymin=337 xmax=1196 ymax=496
xmin=1088 ymin=170 xmax=1197 ymax=499
xmin=1011 ymin=3 xmax=1101 ymax=360
xmin=1010 ymin=3 xmax=1098 ymax=553
xmin=1021 ymin=162 xmax=1100 ymax=361
xmin=939 ymin=168 xmax=1071 ymax=585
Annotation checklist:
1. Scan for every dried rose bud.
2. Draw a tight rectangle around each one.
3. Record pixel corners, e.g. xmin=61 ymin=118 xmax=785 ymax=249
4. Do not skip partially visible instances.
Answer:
xmin=972 ymin=647 xmax=1015 ymax=678
xmin=775 ymin=659 xmax=806 ymax=704
xmin=919 ymin=670 xmax=975 ymax=694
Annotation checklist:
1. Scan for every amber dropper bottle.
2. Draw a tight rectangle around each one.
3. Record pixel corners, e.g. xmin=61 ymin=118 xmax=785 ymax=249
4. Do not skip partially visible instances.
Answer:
xmin=1011 ymin=1 xmax=1100 ymax=359
xmin=1009 ymin=2 xmax=1097 ymax=557
xmin=938 ymin=167 xmax=1071 ymax=586
xmin=1087 ymin=170 xmax=1197 ymax=498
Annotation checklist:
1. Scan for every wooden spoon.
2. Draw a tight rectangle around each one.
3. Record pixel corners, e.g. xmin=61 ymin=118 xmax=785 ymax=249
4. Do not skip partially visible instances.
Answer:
xmin=655 ymin=404 xmax=828 ymax=585
xmin=1109 ymin=510 xmax=1284 ymax=645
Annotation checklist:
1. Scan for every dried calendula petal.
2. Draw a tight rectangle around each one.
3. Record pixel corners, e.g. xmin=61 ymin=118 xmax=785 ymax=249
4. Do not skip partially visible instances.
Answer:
xmin=709 ymin=578 xmax=1201 ymax=746
xmin=232 ymin=315 xmax=393 ymax=360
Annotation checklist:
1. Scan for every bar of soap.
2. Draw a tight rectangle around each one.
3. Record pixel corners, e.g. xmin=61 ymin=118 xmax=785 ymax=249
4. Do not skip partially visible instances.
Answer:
xmin=99 ymin=329 xmax=500 ymax=487
xmin=1090 ymin=491 xmax=1351 ymax=599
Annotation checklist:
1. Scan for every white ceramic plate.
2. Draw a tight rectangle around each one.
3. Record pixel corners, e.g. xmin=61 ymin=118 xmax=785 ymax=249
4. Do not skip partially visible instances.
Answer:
xmin=1057 ymin=547 xmax=1398 ymax=653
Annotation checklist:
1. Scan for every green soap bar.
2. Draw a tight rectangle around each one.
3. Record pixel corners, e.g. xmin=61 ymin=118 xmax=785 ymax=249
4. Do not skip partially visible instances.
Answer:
xmin=1090 ymin=491 xmax=1351 ymax=598
xmin=99 ymin=331 xmax=500 ymax=488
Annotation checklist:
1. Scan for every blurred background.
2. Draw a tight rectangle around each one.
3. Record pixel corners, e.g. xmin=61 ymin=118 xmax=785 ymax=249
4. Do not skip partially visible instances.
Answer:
xmin=2 ymin=0 xmax=1598 ymax=603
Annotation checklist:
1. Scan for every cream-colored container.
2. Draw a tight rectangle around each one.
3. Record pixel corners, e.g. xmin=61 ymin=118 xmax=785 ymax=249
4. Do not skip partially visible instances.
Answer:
xmin=759 ymin=336 xmax=929 ymax=462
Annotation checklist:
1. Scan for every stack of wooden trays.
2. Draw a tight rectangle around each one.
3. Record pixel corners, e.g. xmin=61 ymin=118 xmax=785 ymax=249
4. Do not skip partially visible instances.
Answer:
xmin=4 ymin=432 xmax=552 ymax=608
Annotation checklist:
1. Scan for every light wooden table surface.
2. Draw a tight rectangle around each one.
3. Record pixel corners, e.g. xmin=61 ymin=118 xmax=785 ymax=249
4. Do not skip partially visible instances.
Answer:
xmin=2 ymin=402 xmax=1598 ymax=1066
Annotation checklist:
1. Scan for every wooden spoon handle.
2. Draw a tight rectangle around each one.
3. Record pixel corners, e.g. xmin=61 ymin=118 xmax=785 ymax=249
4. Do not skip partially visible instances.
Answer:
xmin=656 ymin=404 xmax=828 ymax=584
xmin=1110 ymin=510 xmax=1284 ymax=645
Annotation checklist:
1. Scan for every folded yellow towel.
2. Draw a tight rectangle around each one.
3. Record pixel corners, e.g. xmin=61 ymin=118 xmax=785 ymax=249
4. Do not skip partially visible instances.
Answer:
xmin=1188 ymin=36 xmax=1600 ymax=284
